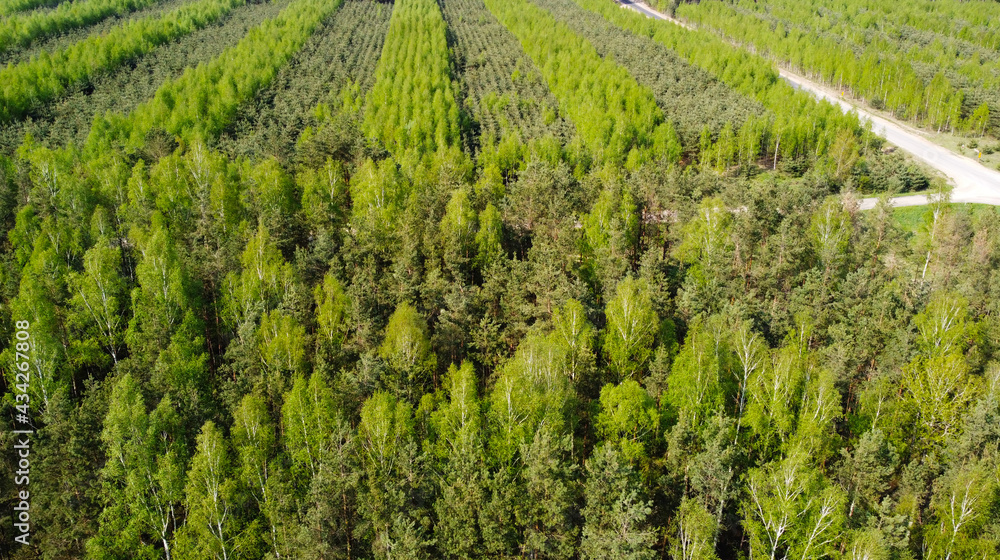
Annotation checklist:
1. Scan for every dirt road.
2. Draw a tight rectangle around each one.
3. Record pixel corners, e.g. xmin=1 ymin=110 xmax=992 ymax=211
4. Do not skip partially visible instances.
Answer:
xmin=615 ymin=0 xmax=1000 ymax=209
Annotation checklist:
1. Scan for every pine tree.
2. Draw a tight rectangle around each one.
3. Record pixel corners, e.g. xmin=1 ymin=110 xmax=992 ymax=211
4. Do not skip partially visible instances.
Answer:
xmin=579 ymin=445 xmax=656 ymax=560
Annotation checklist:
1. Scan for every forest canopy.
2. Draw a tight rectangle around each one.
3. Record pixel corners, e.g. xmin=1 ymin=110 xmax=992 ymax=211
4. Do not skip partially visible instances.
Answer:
xmin=0 ymin=0 xmax=998 ymax=559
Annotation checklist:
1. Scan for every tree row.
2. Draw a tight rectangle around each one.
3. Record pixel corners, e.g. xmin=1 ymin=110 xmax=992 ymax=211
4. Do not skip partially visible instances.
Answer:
xmin=850 ymin=0 xmax=1000 ymax=51
xmin=485 ymin=0 xmax=680 ymax=167
xmin=438 ymin=0 xmax=574 ymax=165
xmin=0 ymin=0 xmax=246 ymax=124
xmin=0 ymin=0 xmax=63 ymax=16
xmin=570 ymin=0 xmax=867 ymax=169
xmin=361 ymin=0 xmax=463 ymax=168
xmin=676 ymin=0 xmax=997 ymax=137
xmin=0 ymin=0 xmax=163 ymax=53
xmin=0 ymin=0 xmax=288 ymax=155
xmin=220 ymin=0 xmax=392 ymax=163
xmin=530 ymin=0 xmax=762 ymax=153
xmin=87 ymin=0 xmax=342 ymax=154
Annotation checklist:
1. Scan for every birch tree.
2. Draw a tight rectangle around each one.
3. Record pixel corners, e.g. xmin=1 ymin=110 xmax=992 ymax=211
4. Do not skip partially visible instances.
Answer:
xmin=731 ymin=320 xmax=767 ymax=441
xmin=91 ymin=374 xmax=186 ymax=560
xmin=380 ymin=302 xmax=437 ymax=394
xmin=603 ymin=276 xmax=658 ymax=382
xmin=549 ymin=298 xmax=596 ymax=385
xmin=923 ymin=459 xmax=998 ymax=559
xmin=669 ymin=498 xmax=719 ymax=560
xmin=742 ymin=452 xmax=845 ymax=560
xmin=71 ymin=240 xmax=125 ymax=363
xmin=179 ymin=421 xmax=238 ymax=560
xmin=233 ymin=394 xmax=286 ymax=559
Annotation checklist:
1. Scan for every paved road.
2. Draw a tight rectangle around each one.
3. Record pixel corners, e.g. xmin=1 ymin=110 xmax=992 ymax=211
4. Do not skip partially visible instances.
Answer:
xmin=616 ymin=0 xmax=1000 ymax=209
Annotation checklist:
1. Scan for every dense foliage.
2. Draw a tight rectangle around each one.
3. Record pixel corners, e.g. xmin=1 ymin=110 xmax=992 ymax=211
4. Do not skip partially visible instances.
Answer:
xmin=676 ymin=0 xmax=1000 ymax=137
xmin=0 ymin=0 xmax=997 ymax=559
xmin=0 ymin=0 xmax=194 ymax=68
xmin=0 ymin=0 xmax=162 ymax=53
xmin=0 ymin=0 xmax=246 ymax=123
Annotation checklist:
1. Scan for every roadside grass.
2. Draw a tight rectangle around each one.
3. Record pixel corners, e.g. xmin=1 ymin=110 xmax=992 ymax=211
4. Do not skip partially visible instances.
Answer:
xmin=892 ymin=203 xmax=995 ymax=233
xmin=927 ymin=131 xmax=1000 ymax=173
